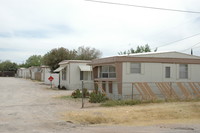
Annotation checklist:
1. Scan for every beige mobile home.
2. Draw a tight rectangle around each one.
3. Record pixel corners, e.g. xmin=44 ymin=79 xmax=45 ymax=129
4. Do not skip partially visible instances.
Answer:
xmin=54 ymin=60 xmax=93 ymax=90
xmin=90 ymin=52 xmax=200 ymax=100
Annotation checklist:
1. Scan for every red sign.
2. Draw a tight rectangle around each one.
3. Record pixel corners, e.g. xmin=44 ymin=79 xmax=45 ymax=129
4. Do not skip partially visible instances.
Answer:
xmin=48 ymin=76 xmax=54 ymax=81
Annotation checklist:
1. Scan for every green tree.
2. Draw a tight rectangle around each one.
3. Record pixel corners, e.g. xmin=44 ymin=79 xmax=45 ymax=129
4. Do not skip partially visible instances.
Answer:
xmin=118 ymin=44 xmax=151 ymax=55
xmin=42 ymin=47 xmax=77 ymax=71
xmin=18 ymin=63 xmax=28 ymax=68
xmin=25 ymin=55 xmax=42 ymax=68
xmin=0 ymin=60 xmax=18 ymax=71
xmin=76 ymin=46 xmax=102 ymax=60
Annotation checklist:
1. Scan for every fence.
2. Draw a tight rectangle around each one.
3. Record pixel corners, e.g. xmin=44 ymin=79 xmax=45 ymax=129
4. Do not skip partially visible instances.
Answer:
xmin=85 ymin=81 xmax=200 ymax=101
xmin=0 ymin=71 xmax=15 ymax=77
xmin=35 ymin=72 xmax=42 ymax=81
xmin=131 ymin=82 xmax=200 ymax=100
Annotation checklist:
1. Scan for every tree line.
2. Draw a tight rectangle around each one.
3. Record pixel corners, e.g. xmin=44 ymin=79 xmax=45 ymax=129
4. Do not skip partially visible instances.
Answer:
xmin=0 ymin=44 xmax=152 ymax=72
xmin=0 ymin=46 xmax=102 ymax=72
xmin=42 ymin=46 xmax=102 ymax=71
xmin=118 ymin=44 xmax=151 ymax=55
xmin=0 ymin=60 xmax=18 ymax=72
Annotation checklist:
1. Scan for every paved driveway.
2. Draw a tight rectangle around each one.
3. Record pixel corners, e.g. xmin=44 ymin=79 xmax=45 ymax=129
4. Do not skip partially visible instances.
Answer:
xmin=0 ymin=77 xmax=199 ymax=133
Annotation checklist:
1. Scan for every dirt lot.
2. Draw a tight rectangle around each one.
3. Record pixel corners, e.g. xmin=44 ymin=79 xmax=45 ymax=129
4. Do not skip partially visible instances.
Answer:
xmin=0 ymin=77 xmax=200 ymax=133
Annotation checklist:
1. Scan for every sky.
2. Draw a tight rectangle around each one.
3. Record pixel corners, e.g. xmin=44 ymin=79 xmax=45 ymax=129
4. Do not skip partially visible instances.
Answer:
xmin=0 ymin=0 xmax=200 ymax=64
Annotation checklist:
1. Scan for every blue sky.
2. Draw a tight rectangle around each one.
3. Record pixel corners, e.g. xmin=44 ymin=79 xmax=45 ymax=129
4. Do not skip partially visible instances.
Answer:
xmin=0 ymin=0 xmax=200 ymax=63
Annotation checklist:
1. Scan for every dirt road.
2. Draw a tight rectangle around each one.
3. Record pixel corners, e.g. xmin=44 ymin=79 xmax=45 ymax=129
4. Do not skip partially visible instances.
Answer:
xmin=0 ymin=77 xmax=199 ymax=133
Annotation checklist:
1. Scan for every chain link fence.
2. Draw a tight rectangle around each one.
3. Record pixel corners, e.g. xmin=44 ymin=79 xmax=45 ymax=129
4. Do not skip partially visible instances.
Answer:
xmin=81 ymin=81 xmax=200 ymax=101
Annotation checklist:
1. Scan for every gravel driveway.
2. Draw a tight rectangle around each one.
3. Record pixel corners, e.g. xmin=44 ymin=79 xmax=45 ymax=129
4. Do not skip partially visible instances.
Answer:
xmin=0 ymin=77 xmax=199 ymax=133
xmin=0 ymin=77 xmax=80 ymax=133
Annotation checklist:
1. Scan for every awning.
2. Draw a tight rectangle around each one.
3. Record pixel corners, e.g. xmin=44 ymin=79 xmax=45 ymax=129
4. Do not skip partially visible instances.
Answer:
xmin=79 ymin=65 xmax=92 ymax=71
xmin=54 ymin=65 xmax=67 ymax=72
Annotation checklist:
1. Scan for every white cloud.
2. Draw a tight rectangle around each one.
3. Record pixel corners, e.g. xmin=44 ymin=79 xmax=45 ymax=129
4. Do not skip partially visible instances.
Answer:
xmin=0 ymin=0 xmax=200 ymax=63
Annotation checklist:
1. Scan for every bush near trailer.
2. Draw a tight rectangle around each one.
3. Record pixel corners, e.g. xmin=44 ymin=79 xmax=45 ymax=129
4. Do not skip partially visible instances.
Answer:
xmin=71 ymin=88 xmax=90 ymax=98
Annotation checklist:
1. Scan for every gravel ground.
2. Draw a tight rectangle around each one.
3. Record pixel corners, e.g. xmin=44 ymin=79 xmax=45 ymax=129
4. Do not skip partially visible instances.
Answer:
xmin=0 ymin=77 xmax=199 ymax=133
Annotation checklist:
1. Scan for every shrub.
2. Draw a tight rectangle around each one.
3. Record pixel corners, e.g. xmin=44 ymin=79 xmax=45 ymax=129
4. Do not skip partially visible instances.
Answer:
xmin=82 ymin=88 xmax=90 ymax=98
xmin=89 ymin=91 xmax=107 ymax=103
xmin=71 ymin=88 xmax=90 ymax=98
xmin=71 ymin=89 xmax=82 ymax=98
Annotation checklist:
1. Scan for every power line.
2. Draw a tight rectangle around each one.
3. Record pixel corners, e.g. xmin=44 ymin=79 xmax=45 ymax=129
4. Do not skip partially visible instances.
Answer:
xmin=85 ymin=0 xmax=200 ymax=14
xmin=181 ymin=41 xmax=200 ymax=52
xmin=154 ymin=32 xmax=200 ymax=49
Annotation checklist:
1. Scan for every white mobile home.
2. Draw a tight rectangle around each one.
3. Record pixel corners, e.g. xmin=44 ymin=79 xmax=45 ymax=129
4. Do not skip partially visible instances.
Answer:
xmin=29 ymin=66 xmax=41 ymax=80
xmin=54 ymin=60 xmax=93 ymax=90
xmin=90 ymin=52 xmax=200 ymax=99
xmin=17 ymin=68 xmax=31 ymax=79
xmin=17 ymin=68 xmax=25 ymax=78
xmin=40 ymin=65 xmax=51 ymax=82
xmin=40 ymin=65 xmax=59 ymax=87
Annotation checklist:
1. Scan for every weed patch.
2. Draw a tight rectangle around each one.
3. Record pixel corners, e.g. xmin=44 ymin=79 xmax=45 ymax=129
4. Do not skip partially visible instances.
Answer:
xmin=64 ymin=102 xmax=200 ymax=126
xmin=59 ymin=95 xmax=72 ymax=99
xmin=101 ymin=99 xmax=163 ymax=107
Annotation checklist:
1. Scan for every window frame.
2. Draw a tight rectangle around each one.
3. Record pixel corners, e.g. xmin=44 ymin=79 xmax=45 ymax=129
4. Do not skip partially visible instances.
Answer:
xmin=80 ymin=71 xmax=89 ymax=81
xmin=179 ymin=64 xmax=188 ymax=79
xmin=100 ymin=66 xmax=116 ymax=78
xmin=165 ymin=66 xmax=171 ymax=78
xmin=62 ymin=67 xmax=67 ymax=80
xmin=130 ymin=63 xmax=141 ymax=74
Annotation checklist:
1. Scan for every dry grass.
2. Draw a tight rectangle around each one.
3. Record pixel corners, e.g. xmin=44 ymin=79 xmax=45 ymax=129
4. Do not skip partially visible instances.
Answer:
xmin=63 ymin=102 xmax=200 ymax=126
